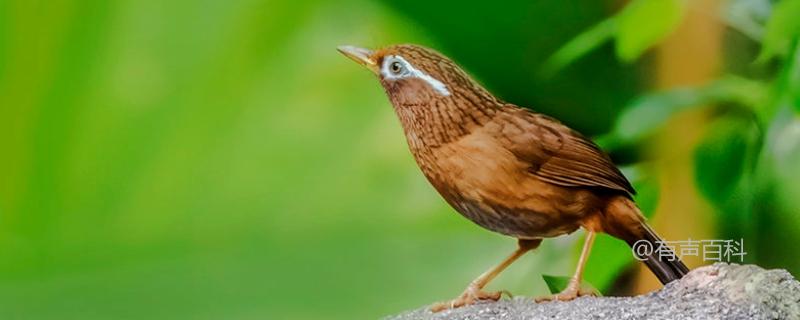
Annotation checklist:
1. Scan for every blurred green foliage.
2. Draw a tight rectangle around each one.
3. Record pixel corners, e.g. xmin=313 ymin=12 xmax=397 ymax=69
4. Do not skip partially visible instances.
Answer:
xmin=615 ymin=0 xmax=683 ymax=62
xmin=566 ymin=0 xmax=800 ymax=277
xmin=542 ymin=0 xmax=684 ymax=75
xmin=0 ymin=0 xmax=798 ymax=319
xmin=383 ymin=0 xmax=640 ymax=135
xmin=757 ymin=0 xmax=800 ymax=63
xmin=593 ymin=0 xmax=800 ymax=274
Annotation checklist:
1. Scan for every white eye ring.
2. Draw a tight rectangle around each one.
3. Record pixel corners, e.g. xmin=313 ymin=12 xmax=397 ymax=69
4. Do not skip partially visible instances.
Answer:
xmin=384 ymin=57 xmax=408 ymax=76
xmin=389 ymin=61 xmax=404 ymax=75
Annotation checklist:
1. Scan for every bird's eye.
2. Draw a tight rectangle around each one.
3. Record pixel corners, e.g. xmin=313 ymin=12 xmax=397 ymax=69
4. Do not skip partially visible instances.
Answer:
xmin=389 ymin=61 xmax=404 ymax=74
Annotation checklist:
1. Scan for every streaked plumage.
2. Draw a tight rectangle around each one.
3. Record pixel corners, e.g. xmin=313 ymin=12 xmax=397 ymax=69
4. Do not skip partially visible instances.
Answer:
xmin=338 ymin=44 xmax=688 ymax=311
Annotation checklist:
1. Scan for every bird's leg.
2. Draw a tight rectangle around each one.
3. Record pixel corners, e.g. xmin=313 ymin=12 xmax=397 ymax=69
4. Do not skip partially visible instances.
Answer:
xmin=536 ymin=230 xmax=598 ymax=302
xmin=430 ymin=239 xmax=541 ymax=312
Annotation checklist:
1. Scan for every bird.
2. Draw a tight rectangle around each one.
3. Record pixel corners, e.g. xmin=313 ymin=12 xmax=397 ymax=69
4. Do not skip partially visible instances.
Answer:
xmin=337 ymin=44 xmax=688 ymax=312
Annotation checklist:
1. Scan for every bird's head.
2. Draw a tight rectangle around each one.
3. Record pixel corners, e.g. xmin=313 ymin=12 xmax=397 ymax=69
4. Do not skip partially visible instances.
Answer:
xmin=337 ymin=44 xmax=457 ymax=107
xmin=337 ymin=44 xmax=502 ymax=147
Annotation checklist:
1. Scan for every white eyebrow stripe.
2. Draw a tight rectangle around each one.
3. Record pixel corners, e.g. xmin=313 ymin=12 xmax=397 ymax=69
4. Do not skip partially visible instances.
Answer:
xmin=413 ymin=69 xmax=451 ymax=96
xmin=382 ymin=55 xmax=451 ymax=96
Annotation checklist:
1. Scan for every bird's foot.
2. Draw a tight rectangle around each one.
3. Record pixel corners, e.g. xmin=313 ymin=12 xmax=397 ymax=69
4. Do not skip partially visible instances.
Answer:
xmin=430 ymin=285 xmax=506 ymax=312
xmin=535 ymin=279 xmax=597 ymax=302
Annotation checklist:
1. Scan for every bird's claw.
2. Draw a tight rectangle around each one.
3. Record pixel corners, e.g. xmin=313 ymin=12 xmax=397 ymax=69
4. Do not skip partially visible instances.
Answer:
xmin=535 ymin=280 xmax=597 ymax=302
xmin=430 ymin=286 xmax=505 ymax=312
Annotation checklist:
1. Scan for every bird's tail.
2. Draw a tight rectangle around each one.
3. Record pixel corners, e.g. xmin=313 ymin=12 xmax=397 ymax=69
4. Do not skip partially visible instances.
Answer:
xmin=626 ymin=223 xmax=689 ymax=284
xmin=603 ymin=196 xmax=689 ymax=284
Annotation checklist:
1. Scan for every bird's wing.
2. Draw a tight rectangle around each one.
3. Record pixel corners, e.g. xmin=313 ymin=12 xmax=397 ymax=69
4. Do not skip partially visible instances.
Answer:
xmin=505 ymin=109 xmax=635 ymax=196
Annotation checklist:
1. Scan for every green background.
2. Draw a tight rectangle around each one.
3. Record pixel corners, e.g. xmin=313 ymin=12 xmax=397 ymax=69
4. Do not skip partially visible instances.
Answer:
xmin=1 ymin=0 xmax=799 ymax=319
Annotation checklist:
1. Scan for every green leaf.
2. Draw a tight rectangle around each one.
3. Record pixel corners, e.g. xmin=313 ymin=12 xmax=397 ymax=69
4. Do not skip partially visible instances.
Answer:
xmin=541 ymin=275 xmax=572 ymax=294
xmin=720 ymin=0 xmax=767 ymax=42
xmin=693 ymin=115 xmax=762 ymax=241
xmin=615 ymin=0 xmax=684 ymax=62
xmin=756 ymin=0 xmax=800 ymax=63
xmin=540 ymin=18 xmax=617 ymax=78
xmin=614 ymin=87 xmax=699 ymax=141
xmin=612 ymin=76 xmax=767 ymax=143
xmin=693 ymin=118 xmax=753 ymax=205
xmin=541 ymin=0 xmax=686 ymax=69
xmin=789 ymin=42 xmax=800 ymax=114
xmin=541 ymin=274 xmax=602 ymax=296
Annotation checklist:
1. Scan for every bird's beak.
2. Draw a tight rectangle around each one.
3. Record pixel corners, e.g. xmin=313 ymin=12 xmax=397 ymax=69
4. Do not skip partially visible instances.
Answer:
xmin=337 ymin=45 xmax=379 ymax=75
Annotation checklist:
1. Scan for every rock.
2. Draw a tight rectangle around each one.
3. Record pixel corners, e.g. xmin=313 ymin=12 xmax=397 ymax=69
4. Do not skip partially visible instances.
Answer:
xmin=385 ymin=263 xmax=800 ymax=320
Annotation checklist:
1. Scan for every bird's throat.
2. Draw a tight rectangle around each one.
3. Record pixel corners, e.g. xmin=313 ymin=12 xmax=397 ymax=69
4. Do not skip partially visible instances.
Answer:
xmin=393 ymin=95 xmax=501 ymax=152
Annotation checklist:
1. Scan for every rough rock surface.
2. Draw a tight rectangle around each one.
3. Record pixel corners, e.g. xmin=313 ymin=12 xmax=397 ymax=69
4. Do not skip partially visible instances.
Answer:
xmin=385 ymin=263 xmax=800 ymax=320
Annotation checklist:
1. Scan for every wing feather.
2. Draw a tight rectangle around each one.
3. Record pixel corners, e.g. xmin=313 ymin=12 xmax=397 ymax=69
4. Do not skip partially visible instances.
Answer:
xmin=503 ymin=109 xmax=635 ymax=196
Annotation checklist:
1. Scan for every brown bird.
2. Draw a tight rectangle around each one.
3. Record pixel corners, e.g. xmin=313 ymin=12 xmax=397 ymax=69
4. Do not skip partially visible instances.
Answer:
xmin=337 ymin=44 xmax=688 ymax=311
